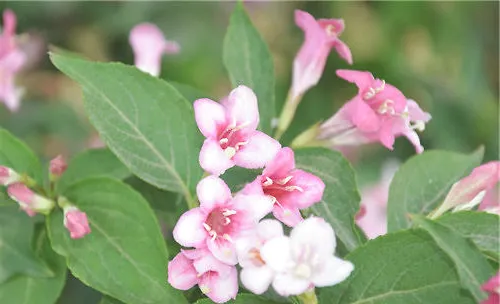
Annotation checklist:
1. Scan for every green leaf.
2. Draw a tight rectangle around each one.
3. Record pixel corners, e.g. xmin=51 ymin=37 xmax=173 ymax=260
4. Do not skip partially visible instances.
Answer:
xmin=169 ymin=81 xmax=211 ymax=103
xmin=0 ymin=228 xmax=66 ymax=304
xmin=221 ymin=166 xmax=260 ymax=192
xmin=195 ymin=294 xmax=282 ymax=304
xmin=46 ymin=178 xmax=187 ymax=304
xmin=437 ymin=211 xmax=499 ymax=260
xmin=387 ymin=148 xmax=484 ymax=232
xmin=319 ymin=229 xmax=475 ymax=304
xmin=294 ymin=148 xmax=365 ymax=251
xmin=0 ymin=206 xmax=53 ymax=283
xmin=50 ymin=53 xmax=203 ymax=206
xmin=99 ymin=296 xmax=125 ymax=304
xmin=223 ymin=2 xmax=275 ymax=134
xmin=412 ymin=215 xmax=493 ymax=301
xmin=0 ymin=128 xmax=42 ymax=183
xmin=58 ymin=148 xmax=130 ymax=193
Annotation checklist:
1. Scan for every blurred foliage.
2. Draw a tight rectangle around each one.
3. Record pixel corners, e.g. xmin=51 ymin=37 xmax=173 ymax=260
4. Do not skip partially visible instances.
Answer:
xmin=0 ymin=1 xmax=497 ymax=303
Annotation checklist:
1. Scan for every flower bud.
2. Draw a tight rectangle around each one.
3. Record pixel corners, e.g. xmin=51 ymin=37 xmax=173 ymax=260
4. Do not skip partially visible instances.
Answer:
xmin=49 ymin=155 xmax=67 ymax=180
xmin=0 ymin=165 xmax=21 ymax=186
xmin=63 ymin=205 xmax=91 ymax=239
xmin=7 ymin=182 xmax=55 ymax=216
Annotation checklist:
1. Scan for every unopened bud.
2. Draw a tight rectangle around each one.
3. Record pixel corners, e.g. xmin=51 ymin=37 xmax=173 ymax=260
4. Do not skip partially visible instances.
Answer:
xmin=0 ymin=166 xmax=21 ymax=186
xmin=49 ymin=155 xmax=67 ymax=179
xmin=63 ymin=204 xmax=91 ymax=239
xmin=7 ymin=182 xmax=55 ymax=216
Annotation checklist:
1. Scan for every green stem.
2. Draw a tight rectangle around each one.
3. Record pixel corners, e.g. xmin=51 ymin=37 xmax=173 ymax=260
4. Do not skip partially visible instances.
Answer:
xmin=297 ymin=289 xmax=318 ymax=304
xmin=274 ymin=90 xmax=303 ymax=140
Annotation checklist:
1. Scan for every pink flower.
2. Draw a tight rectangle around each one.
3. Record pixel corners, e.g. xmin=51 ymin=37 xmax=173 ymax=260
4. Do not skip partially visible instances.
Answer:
xmin=355 ymin=160 xmax=399 ymax=239
xmin=318 ymin=70 xmax=431 ymax=153
xmin=194 ymin=85 xmax=281 ymax=176
xmin=168 ymin=247 xmax=238 ymax=303
xmin=7 ymin=182 xmax=54 ymax=216
xmin=172 ymin=176 xmax=274 ymax=265
xmin=479 ymin=187 xmax=499 ymax=214
xmin=260 ymin=217 xmax=354 ymax=296
xmin=0 ymin=165 xmax=20 ymax=185
xmin=129 ymin=23 xmax=180 ymax=77
xmin=49 ymin=155 xmax=67 ymax=178
xmin=0 ymin=9 xmax=26 ymax=112
xmin=292 ymin=10 xmax=352 ymax=101
xmin=432 ymin=161 xmax=500 ymax=217
xmin=243 ymin=147 xmax=325 ymax=227
xmin=481 ymin=272 xmax=500 ymax=304
xmin=236 ymin=219 xmax=283 ymax=294
xmin=63 ymin=206 xmax=91 ymax=239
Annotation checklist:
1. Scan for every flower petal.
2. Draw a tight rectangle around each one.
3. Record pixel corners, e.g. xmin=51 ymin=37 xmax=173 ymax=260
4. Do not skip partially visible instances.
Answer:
xmin=241 ymin=178 xmax=265 ymax=195
xmin=272 ymin=273 xmax=310 ymax=297
xmin=333 ymin=39 xmax=352 ymax=65
xmin=199 ymin=139 xmax=234 ymax=176
xmin=263 ymin=147 xmax=296 ymax=178
xmin=167 ymin=252 xmax=198 ymax=290
xmin=378 ymin=120 xmax=396 ymax=150
xmin=407 ymin=99 xmax=431 ymax=123
xmin=233 ymin=131 xmax=281 ymax=169
xmin=336 ymin=69 xmax=374 ymax=91
xmin=290 ymin=217 xmax=335 ymax=261
xmin=346 ymin=96 xmax=380 ymax=133
xmin=257 ymin=219 xmax=284 ymax=240
xmin=207 ymin=238 xmax=238 ymax=265
xmin=201 ymin=267 xmax=238 ymax=304
xmin=294 ymin=10 xmax=321 ymax=33
xmin=172 ymin=208 xmax=206 ymax=247
xmin=312 ymin=256 xmax=354 ymax=287
xmin=241 ymin=266 xmax=274 ymax=295
xmin=193 ymin=250 xmax=233 ymax=278
xmin=194 ymin=98 xmax=227 ymax=138
xmin=233 ymin=193 xmax=274 ymax=221
xmin=286 ymin=169 xmax=325 ymax=209
xmin=129 ymin=23 xmax=170 ymax=76
xmin=222 ymin=85 xmax=259 ymax=130
xmin=260 ymin=236 xmax=293 ymax=272
xmin=196 ymin=175 xmax=232 ymax=212
xmin=272 ymin=205 xmax=304 ymax=227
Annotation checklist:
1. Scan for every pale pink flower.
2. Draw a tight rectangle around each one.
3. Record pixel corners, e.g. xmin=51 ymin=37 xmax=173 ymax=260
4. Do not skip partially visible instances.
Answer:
xmin=243 ymin=147 xmax=324 ymax=227
xmin=168 ymin=247 xmax=238 ymax=303
xmin=49 ymin=155 xmax=67 ymax=178
xmin=7 ymin=182 xmax=54 ymax=216
xmin=0 ymin=165 xmax=20 ymax=185
xmin=0 ymin=9 xmax=26 ymax=112
xmin=63 ymin=206 xmax=91 ymax=239
xmin=129 ymin=23 xmax=180 ymax=77
xmin=260 ymin=217 xmax=354 ymax=296
xmin=236 ymin=219 xmax=283 ymax=295
xmin=173 ymin=176 xmax=274 ymax=265
xmin=292 ymin=10 xmax=352 ymax=101
xmin=481 ymin=272 xmax=500 ymax=304
xmin=355 ymin=160 xmax=399 ymax=239
xmin=432 ymin=161 xmax=500 ymax=217
xmin=194 ymin=85 xmax=281 ymax=176
xmin=319 ymin=70 xmax=431 ymax=153
xmin=479 ymin=186 xmax=499 ymax=214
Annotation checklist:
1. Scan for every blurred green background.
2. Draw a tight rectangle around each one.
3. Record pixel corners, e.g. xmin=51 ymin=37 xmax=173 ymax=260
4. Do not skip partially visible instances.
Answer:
xmin=0 ymin=2 xmax=497 ymax=303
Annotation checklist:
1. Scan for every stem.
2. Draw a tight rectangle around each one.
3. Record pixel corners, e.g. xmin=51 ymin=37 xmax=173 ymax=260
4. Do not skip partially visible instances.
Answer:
xmin=274 ymin=90 xmax=302 ymax=140
xmin=297 ymin=289 xmax=318 ymax=304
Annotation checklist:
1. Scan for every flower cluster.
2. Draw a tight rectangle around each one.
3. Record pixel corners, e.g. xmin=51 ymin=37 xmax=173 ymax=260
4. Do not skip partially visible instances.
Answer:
xmin=168 ymin=86 xmax=352 ymax=303
xmin=0 ymin=155 xmax=90 ymax=239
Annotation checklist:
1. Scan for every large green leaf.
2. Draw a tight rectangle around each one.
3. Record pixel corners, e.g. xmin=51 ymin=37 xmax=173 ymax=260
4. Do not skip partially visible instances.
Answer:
xmin=436 ymin=211 xmax=499 ymax=260
xmin=0 ymin=228 xmax=66 ymax=304
xmin=319 ymin=230 xmax=475 ymax=304
xmin=413 ymin=215 xmax=493 ymax=301
xmin=99 ymin=296 xmax=125 ymax=304
xmin=0 ymin=206 xmax=53 ymax=284
xmin=0 ymin=128 xmax=42 ymax=183
xmin=46 ymin=178 xmax=187 ymax=304
xmin=387 ymin=149 xmax=483 ymax=232
xmin=294 ymin=148 xmax=365 ymax=251
xmin=195 ymin=294 xmax=282 ymax=304
xmin=223 ymin=2 xmax=275 ymax=134
xmin=57 ymin=148 xmax=130 ymax=193
xmin=50 ymin=53 xmax=203 ymax=206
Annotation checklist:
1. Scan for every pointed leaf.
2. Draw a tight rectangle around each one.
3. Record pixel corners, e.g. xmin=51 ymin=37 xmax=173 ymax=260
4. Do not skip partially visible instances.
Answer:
xmin=223 ymin=2 xmax=276 ymax=134
xmin=47 ymin=178 xmax=187 ymax=304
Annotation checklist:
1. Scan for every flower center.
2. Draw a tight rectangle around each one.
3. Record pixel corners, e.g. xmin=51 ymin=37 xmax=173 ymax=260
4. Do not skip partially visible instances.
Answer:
xmin=203 ymin=208 xmax=237 ymax=242
xmin=248 ymin=248 xmax=266 ymax=267
xmin=363 ymin=79 xmax=385 ymax=101
xmin=294 ymin=263 xmax=312 ymax=279
xmin=218 ymin=122 xmax=249 ymax=159
xmin=325 ymin=24 xmax=337 ymax=37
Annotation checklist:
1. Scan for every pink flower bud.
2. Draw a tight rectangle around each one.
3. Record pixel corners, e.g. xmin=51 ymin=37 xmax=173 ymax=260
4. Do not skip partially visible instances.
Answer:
xmin=63 ymin=206 xmax=91 ymax=239
xmin=0 ymin=165 xmax=20 ymax=185
xmin=49 ymin=155 xmax=67 ymax=177
xmin=7 ymin=182 xmax=54 ymax=216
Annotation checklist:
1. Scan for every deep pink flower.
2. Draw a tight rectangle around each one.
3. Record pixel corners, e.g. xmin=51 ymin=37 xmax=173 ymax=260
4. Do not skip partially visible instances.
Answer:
xmin=63 ymin=206 xmax=91 ymax=239
xmin=481 ymin=272 xmax=500 ymax=304
xmin=0 ymin=9 xmax=26 ymax=112
xmin=318 ymin=70 xmax=431 ymax=153
xmin=173 ymin=176 xmax=274 ymax=265
xmin=236 ymin=219 xmax=284 ymax=294
xmin=260 ymin=217 xmax=354 ymax=296
xmin=355 ymin=160 xmax=399 ymax=239
xmin=7 ymin=182 xmax=54 ymax=216
xmin=243 ymin=147 xmax=325 ymax=227
xmin=291 ymin=10 xmax=352 ymax=101
xmin=0 ymin=165 xmax=20 ymax=185
xmin=49 ymin=155 xmax=67 ymax=178
xmin=168 ymin=247 xmax=238 ymax=303
xmin=129 ymin=23 xmax=180 ymax=77
xmin=194 ymin=85 xmax=281 ymax=176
